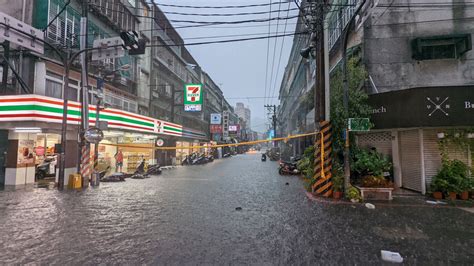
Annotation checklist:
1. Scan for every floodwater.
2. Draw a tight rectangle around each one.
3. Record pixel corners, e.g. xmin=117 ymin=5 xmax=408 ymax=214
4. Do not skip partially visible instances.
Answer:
xmin=0 ymin=154 xmax=473 ymax=264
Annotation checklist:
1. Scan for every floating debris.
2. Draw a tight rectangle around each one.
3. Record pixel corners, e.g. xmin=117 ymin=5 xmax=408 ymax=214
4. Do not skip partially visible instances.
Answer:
xmin=365 ymin=203 xmax=375 ymax=209
xmin=381 ymin=250 xmax=403 ymax=263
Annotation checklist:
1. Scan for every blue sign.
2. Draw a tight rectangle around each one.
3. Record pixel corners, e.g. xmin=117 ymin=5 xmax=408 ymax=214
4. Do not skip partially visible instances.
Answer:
xmin=268 ymin=129 xmax=275 ymax=140
xmin=210 ymin=113 xmax=222 ymax=125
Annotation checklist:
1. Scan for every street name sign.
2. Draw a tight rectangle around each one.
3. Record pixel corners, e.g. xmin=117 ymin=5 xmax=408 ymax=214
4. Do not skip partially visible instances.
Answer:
xmin=92 ymin=36 xmax=125 ymax=61
xmin=348 ymin=118 xmax=371 ymax=131
xmin=0 ymin=11 xmax=44 ymax=54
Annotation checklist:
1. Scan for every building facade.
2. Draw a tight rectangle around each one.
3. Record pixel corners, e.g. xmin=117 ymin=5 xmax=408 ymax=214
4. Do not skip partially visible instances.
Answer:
xmin=0 ymin=0 xmax=230 ymax=187
xmin=325 ymin=0 xmax=474 ymax=194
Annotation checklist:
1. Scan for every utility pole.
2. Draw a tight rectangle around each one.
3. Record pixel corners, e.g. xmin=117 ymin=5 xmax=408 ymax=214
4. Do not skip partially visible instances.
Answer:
xmin=264 ymin=104 xmax=277 ymax=146
xmin=79 ymin=0 xmax=91 ymax=187
xmin=59 ymin=48 xmax=71 ymax=190
xmin=1 ymin=41 xmax=10 ymax=93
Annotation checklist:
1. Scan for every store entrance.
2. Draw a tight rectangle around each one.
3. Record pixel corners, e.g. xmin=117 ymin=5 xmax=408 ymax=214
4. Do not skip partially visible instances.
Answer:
xmin=34 ymin=134 xmax=60 ymax=185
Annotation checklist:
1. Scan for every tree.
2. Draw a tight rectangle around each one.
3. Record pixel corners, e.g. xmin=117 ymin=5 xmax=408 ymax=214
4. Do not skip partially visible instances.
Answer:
xmin=330 ymin=57 xmax=372 ymax=163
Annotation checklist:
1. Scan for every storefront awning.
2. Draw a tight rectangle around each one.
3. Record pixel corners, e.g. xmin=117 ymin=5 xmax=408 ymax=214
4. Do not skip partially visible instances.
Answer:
xmin=0 ymin=94 xmax=207 ymax=140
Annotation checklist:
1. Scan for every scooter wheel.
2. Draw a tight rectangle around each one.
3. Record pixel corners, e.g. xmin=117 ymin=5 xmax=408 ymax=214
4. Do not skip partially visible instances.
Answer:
xmin=278 ymin=168 xmax=284 ymax=175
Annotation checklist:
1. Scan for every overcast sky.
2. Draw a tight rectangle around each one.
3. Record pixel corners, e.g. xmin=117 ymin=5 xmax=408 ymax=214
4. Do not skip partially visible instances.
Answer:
xmin=157 ymin=0 xmax=299 ymax=133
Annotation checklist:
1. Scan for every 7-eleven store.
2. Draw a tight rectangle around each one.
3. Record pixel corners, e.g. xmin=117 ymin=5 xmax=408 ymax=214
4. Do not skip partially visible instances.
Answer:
xmin=0 ymin=95 xmax=188 ymax=187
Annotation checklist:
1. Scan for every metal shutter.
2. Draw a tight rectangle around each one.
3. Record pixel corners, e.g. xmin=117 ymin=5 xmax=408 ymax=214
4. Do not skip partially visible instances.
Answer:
xmin=356 ymin=132 xmax=392 ymax=157
xmin=400 ymin=130 xmax=422 ymax=192
xmin=423 ymin=130 xmax=442 ymax=186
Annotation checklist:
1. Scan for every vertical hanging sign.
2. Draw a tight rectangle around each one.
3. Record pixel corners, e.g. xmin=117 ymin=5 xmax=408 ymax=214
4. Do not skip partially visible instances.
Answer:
xmin=184 ymin=84 xmax=203 ymax=112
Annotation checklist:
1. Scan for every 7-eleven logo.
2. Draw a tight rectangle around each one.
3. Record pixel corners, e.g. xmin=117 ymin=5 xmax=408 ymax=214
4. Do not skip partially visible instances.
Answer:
xmin=186 ymin=85 xmax=201 ymax=102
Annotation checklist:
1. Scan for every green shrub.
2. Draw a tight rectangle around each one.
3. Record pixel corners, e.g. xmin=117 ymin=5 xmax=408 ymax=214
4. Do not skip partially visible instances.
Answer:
xmin=346 ymin=186 xmax=362 ymax=202
xmin=431 ymin=159 xmax=471 ymax=194
xmin=352 ymin=149 xmax=392 ymax=177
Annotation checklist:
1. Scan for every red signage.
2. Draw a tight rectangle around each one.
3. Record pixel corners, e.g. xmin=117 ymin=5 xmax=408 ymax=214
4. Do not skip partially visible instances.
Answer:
xmin=210 ymin=125 xmax=223 ymax=133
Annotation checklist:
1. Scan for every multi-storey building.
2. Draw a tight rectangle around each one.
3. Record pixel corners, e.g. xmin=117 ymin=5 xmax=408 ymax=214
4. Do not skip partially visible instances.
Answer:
xmin=277 ymin=7 xmax=315 ymax=158
xmin=282 ymin=0 xmax=473 ymax=194
xmin=235 ymin=103 xmax=251 ymax=130
xmin=0 ymin=0 xmax=230 ymax=187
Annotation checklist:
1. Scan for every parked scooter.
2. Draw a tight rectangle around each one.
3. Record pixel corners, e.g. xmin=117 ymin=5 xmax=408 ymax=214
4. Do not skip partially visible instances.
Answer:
xmin=146 ymin=164 xmax=162 ymax=175
xmin=278 ymin=160 xmax=300 ymax=175
xmin=35 ymin=157 xmax=54 ymax=180
xmin=100 ymin=167 xmax=126 ymax=182
xmin=131 ymin=159 xmax=150 ymax=179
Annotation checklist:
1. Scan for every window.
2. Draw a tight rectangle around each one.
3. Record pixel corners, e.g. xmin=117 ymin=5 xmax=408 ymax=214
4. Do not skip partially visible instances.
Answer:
xmin=412 ymin=34 xmax=472 ymax=60
xmin=46 ymin=79 xmax=62 ymax=99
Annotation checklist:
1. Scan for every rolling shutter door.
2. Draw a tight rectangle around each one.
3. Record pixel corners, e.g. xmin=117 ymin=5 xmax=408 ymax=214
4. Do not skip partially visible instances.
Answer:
xmin=400 ymin=130 xmax=422 ymax=192
xmin=423 ymin=130 xmax=442 ymax=186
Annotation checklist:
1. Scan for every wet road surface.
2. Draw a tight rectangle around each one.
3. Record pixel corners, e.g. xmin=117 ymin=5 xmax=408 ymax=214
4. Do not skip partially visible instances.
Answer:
xmin=0 ymin=154 xmax=473 ymax=264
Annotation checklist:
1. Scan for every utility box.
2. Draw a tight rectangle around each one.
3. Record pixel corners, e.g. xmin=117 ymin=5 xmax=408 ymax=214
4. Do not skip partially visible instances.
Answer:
xmin=68 ymin=174 xmax=82 ymax=189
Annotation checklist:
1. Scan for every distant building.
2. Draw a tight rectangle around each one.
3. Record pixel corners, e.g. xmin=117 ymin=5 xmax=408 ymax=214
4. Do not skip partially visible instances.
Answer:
xmin=235 ymin=102 xmax=251 ymax=130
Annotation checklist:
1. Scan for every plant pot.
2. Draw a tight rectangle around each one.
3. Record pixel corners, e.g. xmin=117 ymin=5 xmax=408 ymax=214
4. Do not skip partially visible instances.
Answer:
xmin=448 ymin=192 xmax=457 ymax=200
xmin=460 ymin=191 xmax=469 ymax=200
xmin=333 ymin=191 xmax=343 ymax=199
xmin=433 ymin=191 xmax=443 ymax=200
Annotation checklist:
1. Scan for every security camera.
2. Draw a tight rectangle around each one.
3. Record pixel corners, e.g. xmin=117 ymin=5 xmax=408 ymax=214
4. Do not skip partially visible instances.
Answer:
xmin=300 ymin=46 xmax=314 ymax=59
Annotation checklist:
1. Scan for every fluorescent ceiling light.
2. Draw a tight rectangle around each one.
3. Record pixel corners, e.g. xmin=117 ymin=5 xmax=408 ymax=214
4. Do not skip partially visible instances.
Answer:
xmin=14 ymin=127 xmax=42 ymax=133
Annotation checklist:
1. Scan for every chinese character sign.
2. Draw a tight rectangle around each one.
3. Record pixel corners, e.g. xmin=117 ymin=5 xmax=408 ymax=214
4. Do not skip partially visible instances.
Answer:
xmin=184 ymin=84 xmax=203 ymax=112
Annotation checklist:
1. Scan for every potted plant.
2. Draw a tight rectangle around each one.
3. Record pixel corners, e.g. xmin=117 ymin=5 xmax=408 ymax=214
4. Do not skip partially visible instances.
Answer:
xmin=332 ymin=174 xmax=344 ymax=199
xmin=459 ymin=178 xmax=473 ymax=200
xmin=432 ymin=159 xmax=470 ymax=201
xmin=430 ymin=177 xmax=448 ymax=200
xmin=346 ymin=186 xmax=362 ymax=202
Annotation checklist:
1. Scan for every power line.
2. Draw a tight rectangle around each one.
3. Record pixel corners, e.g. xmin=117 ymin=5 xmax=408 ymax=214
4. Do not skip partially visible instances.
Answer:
xmin=263 ymin=0 xmax=273 ymax=107
xmin=146 ymin=31 xmax=307 ymax=47
xmin=270 ymin=1 xmax=292 ymax=106
xmin=148 ymin=1 xmax=294 ymax=9
xmin=268 ymin=0 xmax=284 ymax=106
xmin=88 ymin=4 xmax=300 ymax=25
xmin=89 ymin=3 xmax=299 ymax=17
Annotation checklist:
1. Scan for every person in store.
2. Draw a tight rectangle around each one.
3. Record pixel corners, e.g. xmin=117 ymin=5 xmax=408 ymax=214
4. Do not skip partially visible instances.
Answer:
xmin=115 ymin=149 xmax=124 ymax=173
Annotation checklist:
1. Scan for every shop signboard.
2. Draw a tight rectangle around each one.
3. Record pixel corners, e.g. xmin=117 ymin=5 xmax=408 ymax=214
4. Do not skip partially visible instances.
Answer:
xmin=156 ymin=139 xmax=164 ymax=147
xmin=184 ymin=84 xmax=203 ymax=112
xmin=228 ymin=125 xmax=238 ymax=132
xmin=210 ymin=113 xmax=222 ymax=125
xmin=368 ymin=86 xmax=474 ymax=129
xmin=210 ymin=125 xmax=223 ymax=134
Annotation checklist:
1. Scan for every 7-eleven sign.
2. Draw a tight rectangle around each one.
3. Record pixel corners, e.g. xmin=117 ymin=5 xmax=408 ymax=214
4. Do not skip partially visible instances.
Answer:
xmin=184 ymin=84 xmax=203 ymax=112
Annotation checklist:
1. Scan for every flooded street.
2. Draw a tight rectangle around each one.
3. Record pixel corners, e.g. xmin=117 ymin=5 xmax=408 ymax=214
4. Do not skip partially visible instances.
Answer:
xmin=1 ymin=154 xmax=473 ymax=264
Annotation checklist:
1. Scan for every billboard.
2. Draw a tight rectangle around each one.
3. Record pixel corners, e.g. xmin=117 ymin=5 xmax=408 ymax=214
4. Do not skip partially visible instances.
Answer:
xmin=184 ymin=84 xmax=203 ymax=112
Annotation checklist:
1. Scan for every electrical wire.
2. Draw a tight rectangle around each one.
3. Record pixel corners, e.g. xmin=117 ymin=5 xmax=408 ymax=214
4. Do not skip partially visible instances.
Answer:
xmin=269 ymin=1 xmax=292 ymax=105
xmin=263 ymin=0 xmax=273 ymax=106
xmin=148 ymin=1 xmax=293 ymax=9
xmin=268 ymin=0 xmax=285 ymax=105
xmin=89 ymin=3 xmax=299 ymax=17
xmin=88 ymin=4 xmax=300 ymax=25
